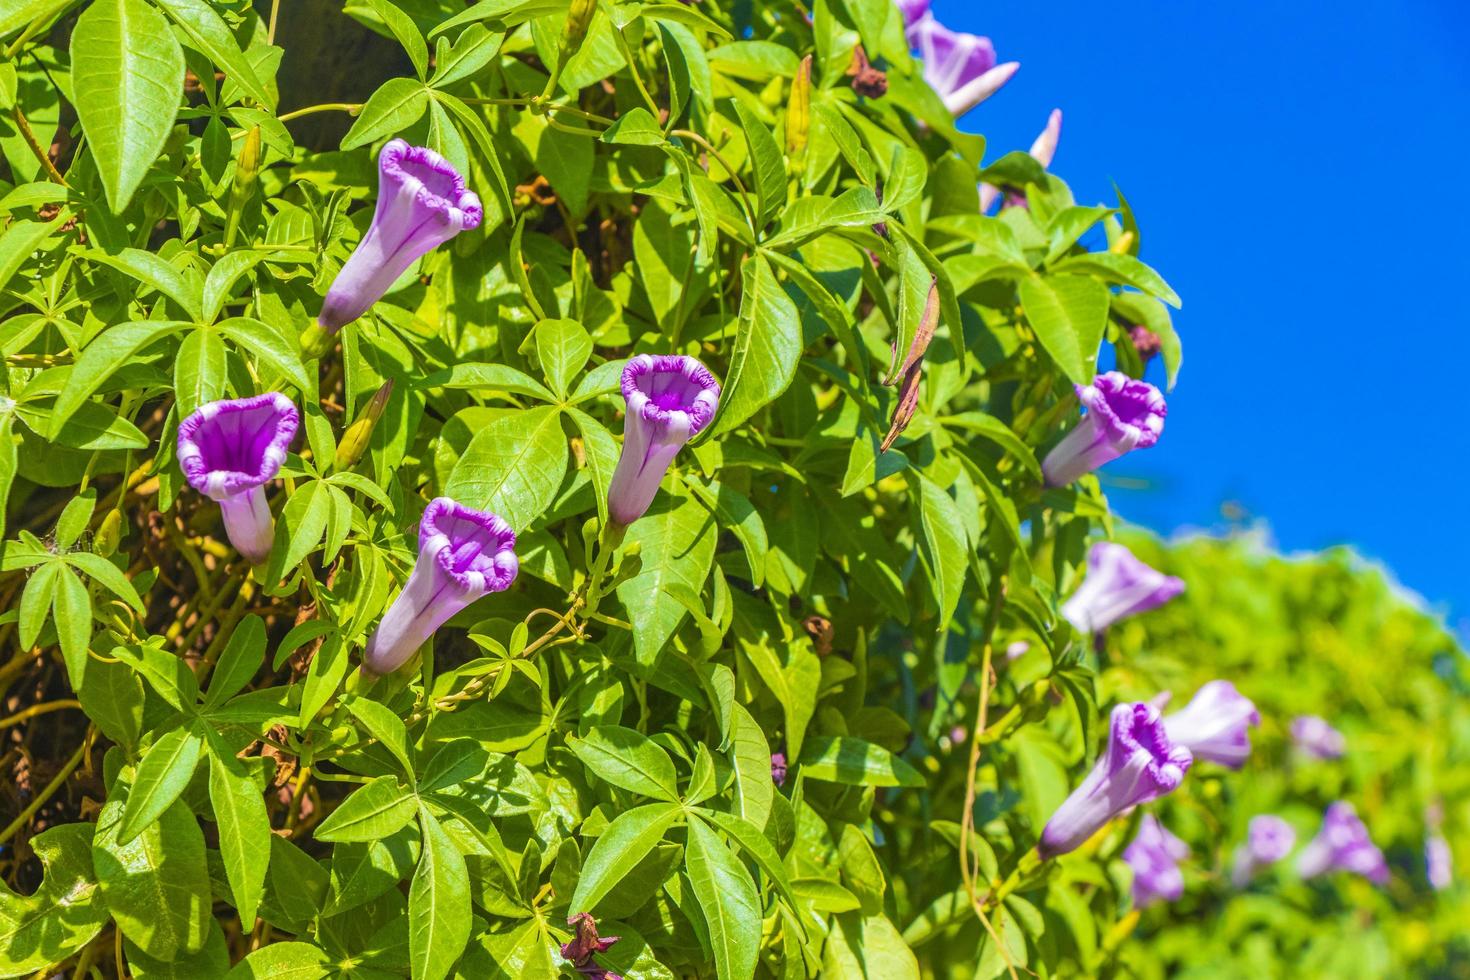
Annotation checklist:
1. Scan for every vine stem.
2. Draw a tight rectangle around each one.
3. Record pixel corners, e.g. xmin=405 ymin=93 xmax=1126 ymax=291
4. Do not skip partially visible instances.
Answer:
xmin=10 ymin=106 xmax=67 ymax=186
xmin=0 ymin=699 xmax=80 ymax=731
xmin=0 ymin=730 xmax=90 ymax=846
xmin=960 ymin=573 xmax=1020 ymax=980
xmin=671 ymin=129 xmax=758 ymax=234
xmin=277 ymin=102 xmax=361 ymax=123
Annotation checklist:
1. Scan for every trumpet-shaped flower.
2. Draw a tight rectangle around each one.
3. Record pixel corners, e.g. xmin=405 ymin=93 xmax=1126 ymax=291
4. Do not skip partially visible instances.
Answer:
xmin=1043 ymin=372 xmax=1167 ymax=487
xmin=1231 ymin=815 xmax=1296 ymax=886
xmin=1061 ymin=541 xmax=1184 ymax=635
xmin=309 ymin=140 xmax=481 ymax=346
xmin=1290 ymin=715 xmax=1347 ymax=759
xmin=607 ymin=355 xmax=720 ymax=527
xmin=362 ymin=498 xmax=518 ymax=676
xmin=177 ymin=393 xmax=299 ymax=564
xmin=1124 ymin=814 xmax=1190 ymax=908
xmin=906 ymin=14 xmax=1018 ymax=117
xmin=1163 ymin=680 xmax=1260 ymax=769
xmin=895 ymin=0 xmax=930 ymax=23
xmin=1297 ymin=802 xmax=1389 ymax=885
xmin=1038 ymin=702 xmax=1192 ymax=859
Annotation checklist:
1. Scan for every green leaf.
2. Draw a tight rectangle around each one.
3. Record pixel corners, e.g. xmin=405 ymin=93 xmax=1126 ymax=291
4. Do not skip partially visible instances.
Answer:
xmin=77 ymin=658 xmax=145 ymax=750
xmin=631 ymin=201 xmax=694 ymax=327
xmin=341 ymin=77 xmax=430 ymax=151
xmin=1017 ymin=274 xmax=1111 ymax=385
xmin=533 ymin=317 xmax=592 ymax=398
xmin=420 ymin=362 xmax=555 ymax=401
xmin=729 ymin=703 xmax=773 ymax=828
xmin=47 ymin=320 xmax=186 ymax=439
xmin=0 ymin=212 xmax=67 ymax=294
xmin=565 ymin=406 xmax=618 ymax=529
xmin=797 ymin=736 xmax=925 ymax=788
xmin=1051 ymin=251 xmax=1182 ymax=308
xmin=727 ymin=97 xmax=785 ymax=229
xmin=615 ymin=491 xmax=717 ymax=664
xmin=207 ymin=746 xmax=270 ymax=928
xmin=224 ymin=941 xmax=329 ymax=980
xmin=711 ymin=252 xmax=801 ymax=435
xmin=346 ymin=696 xmax=415 ymax=778
xmin=823 ymin=912 xmax=919 ymax=979
xmin=570 ymin=802 xmax=681 ymax=914
xmin=1042 ymin=205 xmax=1114 ymax=264
xmin=685 ymin=478 xmax=767 ymax=587
xmin=174 ymin=328 xmax=228 ymax=418
xmin=0 ymin=824 xmax=109 ymax=976
xmin=69 ymin=0 xmax=185 ymax=211
xmin=204 ymin=614 xmax=265 ymax=707
xmin=84 ymin=247 xmax=203 ymax=317
xmin=215 ymin=317 xmax=313 ymax=392
xmin=51 ymin=564 xmax=92 ymax=686
xmin=698 ymin=808 xmax=796 ymax=908
xmin=914 ymin=474 xmax=967 ymax=628
xmin=93 ymin=791 xmax=211 ymax=960
xmin=444 ymin=406 xmax=568 ymax=534
xmin=18 ymin=561 xmax=58 ymax=650
xmin=568 ymin=725 xmax=680 ymax=801
xmin=119 ymin=727 xmax=203 ymax=844
xmin=409 ymin=805 xmax=471 ymax=980
xmin=601 ymin=106 xmax=665 ymax=145
xmin=684 ymin=815 xmax=761 ymax=980
xmin=362 ymin=0 xmax=429 ymax=79
xmin=151 ymin=0 xmax=274 ymax=108
xmin=428 ymin=25 xmax=503 ymax=89
xmin=314 ymin=774 xmax=416 ymax=843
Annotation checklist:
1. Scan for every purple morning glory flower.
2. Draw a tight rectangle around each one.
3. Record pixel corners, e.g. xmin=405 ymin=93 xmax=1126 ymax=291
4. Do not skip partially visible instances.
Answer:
xmin=770 ymin=752 xmax=788 ymax=788
xmin=1038 ymin=702 xmax=1192 ymax=859
xmin=1297 ymin=802 xmax=1389 ymax=886
xmin=1290 ymin=715 xmax=1347 ymax=759
xmin=895 ymin=0 xmax=930 ymax=24
xmin=607 ymin=355 xmax=720 ymax=527
xmin=906 ymin=14 xmax=1018 ymax=117
xmin=1061 ymin=541 xmax=1184 ymax=635
xmin=980 ymin=108 xmax=1063 ymax=212
xmin=312 ymin=140 xmax=482 ymax=340
xmin=1231 ymin=814 xmax=1296 ymax=886
xmin=1042 ymin=372 xmax=1167 ymax=487
xmin=1124 ymin=814 xmax=1189 ymax=908
xmin=1162 ymin=680 xmax=1260 ymax=769
xmin=362 ymin=497 xmax=518 ymax=676
xmin=1426 ymin=833 xmax=1452 ymax=891
xmin=177 ymin=393 xmax=299 ymax=565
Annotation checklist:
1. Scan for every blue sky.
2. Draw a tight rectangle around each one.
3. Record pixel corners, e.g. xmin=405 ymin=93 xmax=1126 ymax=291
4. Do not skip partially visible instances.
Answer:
xmin=938 ymin=0 xmax=1470 ymax=632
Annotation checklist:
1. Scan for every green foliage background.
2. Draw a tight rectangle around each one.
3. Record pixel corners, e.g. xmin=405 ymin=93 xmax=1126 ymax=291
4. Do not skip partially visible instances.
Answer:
xmin=0 ymin=0 xmax=1462 ymax=977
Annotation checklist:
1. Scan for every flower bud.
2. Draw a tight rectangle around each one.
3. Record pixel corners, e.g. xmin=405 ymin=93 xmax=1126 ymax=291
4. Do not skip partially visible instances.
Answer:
xmin=787 ymin=55 xmax=812 ymax=163
xmin=562 ymin=0 xmax=598 ymax=61
xmin=224 ymin=125 xmax=261 ymax=247
xmin=94 ymin=509 xmax=123 ymax=557
xmin=333 ymin=380 xmax=394 ymax=472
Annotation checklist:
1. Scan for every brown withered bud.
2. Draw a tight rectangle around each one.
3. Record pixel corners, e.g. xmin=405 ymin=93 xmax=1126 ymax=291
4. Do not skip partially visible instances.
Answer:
xmin=847 ymin=45 xmax=888 ymax=98
xmin=803 ymin=615 xmax=834 ymax=656
xmin=1129 ymin=323 xmax=1161 ymax=362
xmin=881 ymin=278 xmax=940 ymax=453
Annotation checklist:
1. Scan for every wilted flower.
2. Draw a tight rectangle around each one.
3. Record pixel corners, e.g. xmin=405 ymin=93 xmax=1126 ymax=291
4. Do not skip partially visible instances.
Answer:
xmin=608 ymin=355 xmax=720 ymax=527
xmin=362 ymin=498 xmax=518 ymax=676
xmin=881 ymin=279 xmax=940 ymax=452
xmin=1061 ymin=541 xmax=1184 ymax=635
xmin=771 ymin=752 xmax=788 ymax=788
xmin=1426 ymin=834 xmax=1453 ymax=891
xmin=1297 ymin=802 xmax=1389 ymax=886
xmin=304 ymin=140 xmax=482 ymax=354
xmin=980 ymin=108 xmax=1063 ymax=211
xmin=1129 ymin=324 xmax=1162 ymax=362
xmin=1038 ymin=702 xmax=1192 ymax=859
xmin=1124 ymin=814 xmax=1189 ymax=908
xmin=906 ymin=14 xmax=1018 ymax=117
xmin=1291 ymin=715 xmax=1347 ymax=759
xmin=177 ymin=393 xmax=299 ymax=565
xmin=1231 ymin=815 xmax=1296 ymax=886
xmin=1042 ymin=372 xmax=1167 ymax=487
xmin=1163 ymin=681 xmax=1259 ymax=769
xmin=561 ymin=912 xmax=621 ymax=980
